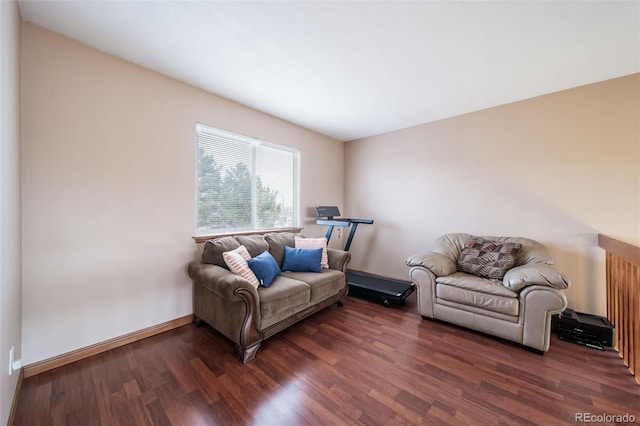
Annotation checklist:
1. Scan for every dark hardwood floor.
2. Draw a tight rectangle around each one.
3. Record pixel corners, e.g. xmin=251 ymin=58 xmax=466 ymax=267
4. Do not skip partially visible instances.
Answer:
xmin=13 ymin=293 xmax=640 ymax=425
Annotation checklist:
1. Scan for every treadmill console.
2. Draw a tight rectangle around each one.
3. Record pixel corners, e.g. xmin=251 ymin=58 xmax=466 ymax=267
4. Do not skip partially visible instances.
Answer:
xmin=315 ymin=206 xmax=341 ymax=219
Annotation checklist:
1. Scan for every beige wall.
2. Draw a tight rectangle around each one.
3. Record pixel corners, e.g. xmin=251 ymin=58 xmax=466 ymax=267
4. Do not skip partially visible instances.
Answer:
xmin=21 ymin=23 xmax=343 ymax=366
xmin=345 ymin=74 xmax=640 ymax=316
xmin=0 ymin=0 xmax=22 ymax=423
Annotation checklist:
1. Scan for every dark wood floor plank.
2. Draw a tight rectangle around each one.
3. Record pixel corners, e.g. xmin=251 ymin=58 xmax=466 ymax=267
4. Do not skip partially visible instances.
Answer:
xmin=12 ymin=293 xmax=640 ymax=425
xmin=94 ymin=381 xmax=117 ymax=426
xmin=143 ymin=398 xmax=173 ymax=426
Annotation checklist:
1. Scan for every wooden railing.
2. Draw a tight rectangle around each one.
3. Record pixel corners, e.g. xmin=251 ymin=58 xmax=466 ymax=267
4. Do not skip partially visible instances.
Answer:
xmin=598 ymin=234 xmax=640 ymax=383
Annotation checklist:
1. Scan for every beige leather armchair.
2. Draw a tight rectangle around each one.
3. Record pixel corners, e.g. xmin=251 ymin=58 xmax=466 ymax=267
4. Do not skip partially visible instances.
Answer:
xmin=406 ymin=233 xmax=570 ymax=352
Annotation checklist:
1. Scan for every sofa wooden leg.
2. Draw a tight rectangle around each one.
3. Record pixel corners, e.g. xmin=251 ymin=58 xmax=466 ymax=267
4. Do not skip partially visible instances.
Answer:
xmin=337 ymin=299 xmax=347 ymax=307
xmin=235 ymin=342 xmax=261 ymax=363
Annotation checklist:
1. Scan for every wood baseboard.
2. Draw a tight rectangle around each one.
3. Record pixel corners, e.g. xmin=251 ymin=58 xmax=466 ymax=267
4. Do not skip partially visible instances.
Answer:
xmin=7 ymin=368 xmax=24 ymax=426
xmin=22 ymin=314 xmax=194 ymax=378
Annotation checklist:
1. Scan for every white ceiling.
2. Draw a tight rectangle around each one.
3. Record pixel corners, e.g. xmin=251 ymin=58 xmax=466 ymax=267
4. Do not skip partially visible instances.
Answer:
xmin=17 ymin=0 xmax=640 ymax=142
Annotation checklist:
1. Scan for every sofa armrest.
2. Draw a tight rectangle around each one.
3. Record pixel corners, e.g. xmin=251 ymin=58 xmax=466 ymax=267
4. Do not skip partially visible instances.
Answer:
xmin=188 ymin=262 xmax=259 ymax=301
xmin=189 ymin=261 xmax=263 ymax=361
xmin=405 ymin=251 xmax=457 ymax=277
xmin=327 ymin=249 xmax=351 ymax=272
xmin=503 ymin=264 xmax=571 ymax=292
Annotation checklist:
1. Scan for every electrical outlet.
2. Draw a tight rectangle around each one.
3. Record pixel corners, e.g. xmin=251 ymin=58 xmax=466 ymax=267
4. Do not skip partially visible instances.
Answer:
xmin=9 ymin=346 xmax=14 ymax=375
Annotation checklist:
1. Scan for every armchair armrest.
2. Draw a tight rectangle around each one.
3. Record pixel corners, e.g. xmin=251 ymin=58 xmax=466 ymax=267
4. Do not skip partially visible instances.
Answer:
xmin=503 ymin=264 xmax=571 ymax=292
xmin=327 ymin=249 xmax=351 ymax=272
xmin=187 ymin=262 xmax=259 ymax=301
xmin=519 ymin=284 xmax=568 ymax=351
xmin=405 ymin=251 xmax=456 ymax=277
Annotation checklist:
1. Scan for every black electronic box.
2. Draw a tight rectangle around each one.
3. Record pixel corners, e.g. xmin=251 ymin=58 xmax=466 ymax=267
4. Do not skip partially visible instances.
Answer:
xmin=551 ymin=308 xmax=615 ymax=351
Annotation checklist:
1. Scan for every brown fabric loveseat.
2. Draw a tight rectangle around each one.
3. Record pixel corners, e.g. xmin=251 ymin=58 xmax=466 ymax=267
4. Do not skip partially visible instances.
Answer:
xmin=188 ymin=231 xmax=351 ymax=363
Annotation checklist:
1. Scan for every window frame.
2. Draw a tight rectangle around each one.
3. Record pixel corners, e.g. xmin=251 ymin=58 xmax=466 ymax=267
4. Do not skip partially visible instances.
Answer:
xmin=195 ymin=123 xmax=300 ymax=238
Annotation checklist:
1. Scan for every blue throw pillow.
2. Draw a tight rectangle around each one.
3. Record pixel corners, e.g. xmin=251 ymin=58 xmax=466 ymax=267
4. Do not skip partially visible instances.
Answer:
xmin=247 ymin=251 xmax=281 ymax=288
xmin=281 ymin=246 xmax=323 ymax=273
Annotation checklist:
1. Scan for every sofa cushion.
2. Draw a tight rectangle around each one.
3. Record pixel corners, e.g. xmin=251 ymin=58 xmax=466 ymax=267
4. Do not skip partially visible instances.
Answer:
xmin=236 ymin=234 xmax=270 ymax=258
xmin=248 ymin=250 xmax=281 ymax=288
xmin=282 ymin=269 xmax=345 ymax=302
xmin=295 ymin=236 xmax=329 ymax=269
xmin=222 ymin=245 xmax=260 ymax=288
xmin=436 ymin=283 xmax=520 ymax=317
xmin=202 ymin=236 xmax=241 ymax=268
xmin=282 ymin=246 xmax=323 ymax=273
xmin=257 ymin=276 xmax=310 ymax=318
xmin=457 ymin=237 xmax=521 ymax=280
xmin=436 ymin=272 xmax=518 ymax=298
xmin=265 ymin=232 xmax=298 ymax=267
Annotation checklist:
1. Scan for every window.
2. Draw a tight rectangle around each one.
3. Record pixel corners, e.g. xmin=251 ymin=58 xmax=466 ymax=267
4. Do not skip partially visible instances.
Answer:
xmin=196 ymin=124 xmax=299 ymax=236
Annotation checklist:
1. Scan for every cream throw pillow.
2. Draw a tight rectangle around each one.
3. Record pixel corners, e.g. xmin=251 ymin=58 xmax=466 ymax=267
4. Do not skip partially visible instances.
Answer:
xmin=294 ymin=236 xmax=329 ymax=269
xmin=222 ymin=245 xmax=260 ymax=288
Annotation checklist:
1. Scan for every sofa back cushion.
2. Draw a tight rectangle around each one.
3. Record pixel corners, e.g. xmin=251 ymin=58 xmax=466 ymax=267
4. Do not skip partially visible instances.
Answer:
xmin=236 ymin=234 xmax=269 ymax=258
xmin=201 ymin=231 xmax=303 ymax=269
xmin=202 ymin=236 xmax=241 ymax=268
xmin=265 ymin=232 xmax=298 ymax=267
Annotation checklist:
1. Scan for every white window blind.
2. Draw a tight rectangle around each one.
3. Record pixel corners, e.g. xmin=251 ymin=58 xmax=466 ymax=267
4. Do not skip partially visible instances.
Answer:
xmin=196 ymin=124 xmax=299 ymax=235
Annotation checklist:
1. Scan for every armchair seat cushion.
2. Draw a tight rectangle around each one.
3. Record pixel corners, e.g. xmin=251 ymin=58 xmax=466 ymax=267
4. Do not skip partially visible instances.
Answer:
xmin=436 ymin=272 xmax=518 ymax=298
xmin=436 ymin=283 xmax=520 ymax=316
